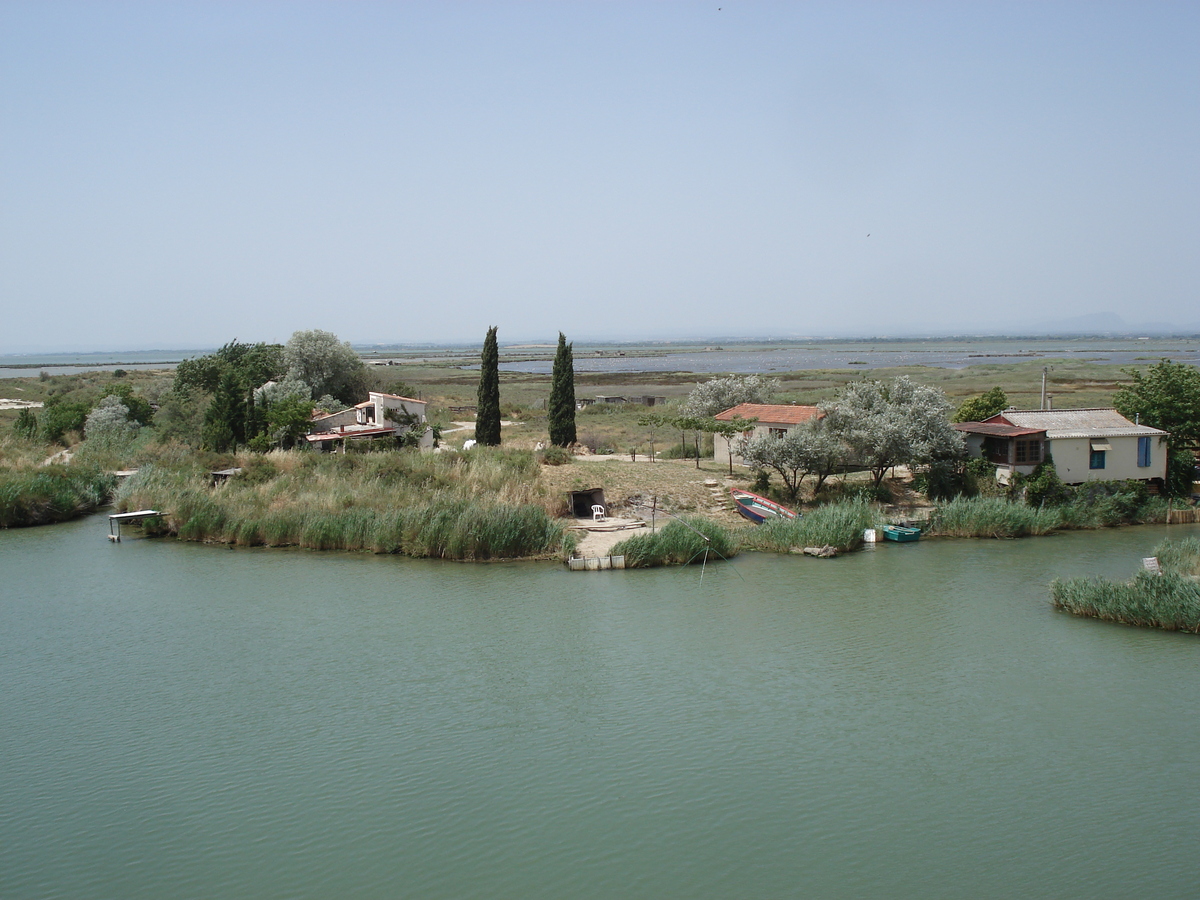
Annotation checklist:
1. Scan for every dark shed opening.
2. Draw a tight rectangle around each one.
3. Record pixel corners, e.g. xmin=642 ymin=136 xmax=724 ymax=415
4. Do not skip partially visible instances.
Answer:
xmin=567 ymin=488 xmax=607 ymax=518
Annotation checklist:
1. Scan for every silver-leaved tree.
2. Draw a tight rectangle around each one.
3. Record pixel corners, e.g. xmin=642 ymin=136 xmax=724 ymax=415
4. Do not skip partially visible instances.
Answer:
xmin=820 ymin=377 xmax=964 ymax=487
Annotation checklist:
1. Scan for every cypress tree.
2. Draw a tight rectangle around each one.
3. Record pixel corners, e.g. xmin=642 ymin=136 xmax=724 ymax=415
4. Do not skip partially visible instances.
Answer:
xmin=548 ymin=332 xmax=577 ymax=447
xmin=203 ymin=370 xmax=247 ymax=452
xmin=475 ymin=326 xmax=501 ymax=446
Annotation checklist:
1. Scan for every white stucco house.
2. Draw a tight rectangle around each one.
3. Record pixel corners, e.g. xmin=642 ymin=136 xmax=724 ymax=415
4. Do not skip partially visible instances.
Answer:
xmin=955 ymin=408 xmax=1168 ymax=485
xmin=712 ymin=403 xmax=822 ymax=467
xmin=305 ymin=392 xmax=434 ymax=452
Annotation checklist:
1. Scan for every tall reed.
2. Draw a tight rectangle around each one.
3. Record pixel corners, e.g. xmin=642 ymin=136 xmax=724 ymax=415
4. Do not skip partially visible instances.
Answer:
xmin=1050 ymin=537 xmax=1200 ymax=633
xmin=927 ymin=497 xmax=1061 ymax=538
xmin=611 ymin=517 xmax=737 ymax=567
xmin=0 ymin=466 xmax=116 ymax=527
xmin=743 ymin=500 xmax=876 ymax=554
xmin=114 ymin=449 xmax=568 ymax=560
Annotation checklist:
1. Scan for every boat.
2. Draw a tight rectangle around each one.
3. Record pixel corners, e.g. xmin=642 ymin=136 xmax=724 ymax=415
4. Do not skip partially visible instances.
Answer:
xmin=881 ymin=524 xmax=921 ymax=543
xmin=730 ymin=489 xmax=798 ymax=524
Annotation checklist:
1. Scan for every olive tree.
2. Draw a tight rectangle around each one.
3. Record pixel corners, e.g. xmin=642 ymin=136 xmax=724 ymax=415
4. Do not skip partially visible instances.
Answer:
xmin=741 ymin=419 xmax=846 ymax=499
xmin=682 ymin=374 xmax=777 ymax=417
xmin=84 ymin=396 xmax=141 ymax=453
xmin=821 ymin=377 xmax=964 ymax=487
xmin=284 ymin=330 xmax=367 ymax=405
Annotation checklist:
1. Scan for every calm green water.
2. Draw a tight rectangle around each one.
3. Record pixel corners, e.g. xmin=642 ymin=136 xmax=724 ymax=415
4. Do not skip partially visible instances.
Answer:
xmin=2 ymin=518 xmax=1198 ymax=899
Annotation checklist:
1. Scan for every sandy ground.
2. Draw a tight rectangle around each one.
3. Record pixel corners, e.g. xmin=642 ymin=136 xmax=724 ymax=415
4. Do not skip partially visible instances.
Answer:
xmin=568 ymin=516 xmax=649 ymax=557
xmin=0 ymin=399 xmax=42 ymax=409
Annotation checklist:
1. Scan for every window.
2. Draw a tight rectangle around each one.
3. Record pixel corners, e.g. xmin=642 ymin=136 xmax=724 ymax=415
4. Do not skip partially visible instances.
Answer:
xmin=1137 ymin=436 xmax=1152 ymax=468
xmin=1090 ymin=449 xmax=1106 ymax=470
xmin=1015 ymin=440 xmax=1042 ymax=465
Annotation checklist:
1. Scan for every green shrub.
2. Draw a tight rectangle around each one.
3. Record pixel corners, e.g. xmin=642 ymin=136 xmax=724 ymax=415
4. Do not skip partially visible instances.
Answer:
xmin=538 ymin=445 xmax=573 ymax=466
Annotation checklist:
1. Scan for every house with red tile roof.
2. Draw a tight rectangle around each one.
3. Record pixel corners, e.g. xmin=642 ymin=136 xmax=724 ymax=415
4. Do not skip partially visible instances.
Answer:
xmin=712 ymin=403 xmax=822 ymax=467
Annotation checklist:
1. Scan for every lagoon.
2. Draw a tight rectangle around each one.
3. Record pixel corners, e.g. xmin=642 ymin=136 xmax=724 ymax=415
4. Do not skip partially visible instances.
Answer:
xmin=3 ymin=518 xmax=1199 ymax=898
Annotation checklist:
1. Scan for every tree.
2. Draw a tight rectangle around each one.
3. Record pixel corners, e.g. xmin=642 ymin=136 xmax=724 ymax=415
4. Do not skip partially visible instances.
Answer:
xmin=821 ymin=377 xmax=964 ymax=487
xmin=39 ymin=398 xmax=91 ymax=446
xmin=153 ymin=385 xmax=207 ymax=447
xmin=709 ymin=416 xmax=757 ymax=475
xmin=637 ymin=412 xmax=671 ymax=461
xmin=284 ymin=330 xmax=367 ymax=405
xmin=682 ymin=373 xmax=778 ymax=417
xmin=953 ymin=387 xmax=1008 ymax=423
xmin=203 ymin=370 xmax=247 ymax=452
xmin=475 ymin=326 xmax=501 ymax=446
xmin=84 ymin=396 xmax=141 ymax=453
xmin=548 ymin=332 xmax=577 ymax=447
xmin=741 ymin=419 xmax=846 ymax=499
xmin=1113 ymin=359 xmax=1200 ymax=451
xmin=174 ymin=340 xmax=284 ymax=394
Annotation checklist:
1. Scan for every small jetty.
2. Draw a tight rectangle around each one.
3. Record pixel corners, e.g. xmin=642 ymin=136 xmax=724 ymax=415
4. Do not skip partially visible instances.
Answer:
xmin=107 ymin=510 xmax=161 ymax=542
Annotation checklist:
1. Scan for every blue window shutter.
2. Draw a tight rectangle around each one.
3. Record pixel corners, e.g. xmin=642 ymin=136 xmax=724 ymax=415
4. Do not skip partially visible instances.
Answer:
xmin=1137 ymin=436 xmax=1151 ymax=467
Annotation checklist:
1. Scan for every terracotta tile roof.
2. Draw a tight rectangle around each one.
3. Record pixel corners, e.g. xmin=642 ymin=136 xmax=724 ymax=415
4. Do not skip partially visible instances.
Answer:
xmin=713 ymin=403 xmax=821 ymax=425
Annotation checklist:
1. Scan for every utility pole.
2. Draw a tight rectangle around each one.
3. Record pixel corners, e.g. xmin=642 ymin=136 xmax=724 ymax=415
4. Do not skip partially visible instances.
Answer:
xmin=1040 ymin=366 xmax=1049 ymax=410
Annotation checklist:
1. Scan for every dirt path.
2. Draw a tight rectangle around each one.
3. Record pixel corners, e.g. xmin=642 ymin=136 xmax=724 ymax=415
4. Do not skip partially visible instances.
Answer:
xmin=41 ymin=447 xmax=73 ymax=466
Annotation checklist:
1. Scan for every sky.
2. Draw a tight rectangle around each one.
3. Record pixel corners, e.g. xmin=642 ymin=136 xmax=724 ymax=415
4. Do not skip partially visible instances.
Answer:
xmin=1 ymin=1 xmax=1197 ymax=353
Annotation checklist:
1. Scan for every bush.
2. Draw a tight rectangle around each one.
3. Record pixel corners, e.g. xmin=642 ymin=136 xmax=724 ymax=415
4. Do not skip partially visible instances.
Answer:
xmin=611 ymin=517 xmax=737 ymax=567
xmin=538 ymin=445 xmax=573 ymax=466
xmin=1021 ymin=455 xmax=1071 ymax=507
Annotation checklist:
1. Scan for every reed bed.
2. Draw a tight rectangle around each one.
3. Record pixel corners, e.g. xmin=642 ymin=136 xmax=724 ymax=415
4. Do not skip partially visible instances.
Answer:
xmin=0 ymin=466 xmax=116 ymax=527
xmin=116 ymin=448 xmax=570 ymax=560
xmin=611 ymin=517 xmax=738 ymax=568
xmin=743 ymin=500 xmax=877 ymax=554
xmin=1051 ymin=538 xmax=1200 ymax=632
xmin=927 ymin=497 xmax=1062 ymax=538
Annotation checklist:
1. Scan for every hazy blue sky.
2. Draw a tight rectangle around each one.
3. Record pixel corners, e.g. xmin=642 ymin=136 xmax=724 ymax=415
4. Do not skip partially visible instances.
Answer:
xmin=2 ymin=2 xmax=1197 ymax=352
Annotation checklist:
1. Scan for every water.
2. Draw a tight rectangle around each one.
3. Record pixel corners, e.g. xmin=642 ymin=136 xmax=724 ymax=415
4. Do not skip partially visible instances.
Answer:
xmin=3 ymin=518 xmax=1199 ymax=899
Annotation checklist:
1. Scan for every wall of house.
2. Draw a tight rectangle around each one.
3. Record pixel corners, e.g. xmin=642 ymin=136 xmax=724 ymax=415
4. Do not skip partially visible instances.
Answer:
xmin=313 ymin=408 xmax=357 ymax=431
xmin=1048 ymin=436 xmax=1167 ymax=484
xmin=373 ymin=395 xmax=427 ymax=425
xmin=714 ymin=423 xmax=785 ymax=467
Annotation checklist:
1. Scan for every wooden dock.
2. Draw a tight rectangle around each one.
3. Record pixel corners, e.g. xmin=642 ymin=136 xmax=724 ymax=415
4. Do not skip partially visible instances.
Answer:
xmin=107 ymin=510 xmax=161 ymax=542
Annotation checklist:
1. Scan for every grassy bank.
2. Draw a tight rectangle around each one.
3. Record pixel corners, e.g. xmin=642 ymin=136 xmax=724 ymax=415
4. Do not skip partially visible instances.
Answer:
xmin=0 ymin=466 xmax=116 ymax=527
xmin=611 ymin=517 xmax=738 ymax=567
xmin=116 ymin=448 xmax=573 ymax=560
xmin=1050 ymin=537 xmax=1200 ymax=633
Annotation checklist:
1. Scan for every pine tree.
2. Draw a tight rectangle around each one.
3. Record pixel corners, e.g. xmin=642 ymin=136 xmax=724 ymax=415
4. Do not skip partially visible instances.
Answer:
xmin=203 ymin=370 xmax=247 ymax=452
xmin=475 ymin=326 xmax=501 ymax=446
xmin=548 ymin=332 xmax=577 ymax=447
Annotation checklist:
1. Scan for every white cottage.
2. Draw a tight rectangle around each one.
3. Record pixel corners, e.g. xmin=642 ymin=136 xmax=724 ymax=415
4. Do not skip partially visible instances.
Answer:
xmin=712 ymin=403 xmax=822 ymax=467
xmin=305 ymin=392 xmax=434 ymax=452
xmin=956 ymin=408 xmax=1168 ymax=485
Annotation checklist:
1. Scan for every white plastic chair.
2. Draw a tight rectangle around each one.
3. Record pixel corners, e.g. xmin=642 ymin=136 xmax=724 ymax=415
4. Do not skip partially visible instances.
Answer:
xmin=591 ymin=504 xmax=606 ymax=522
